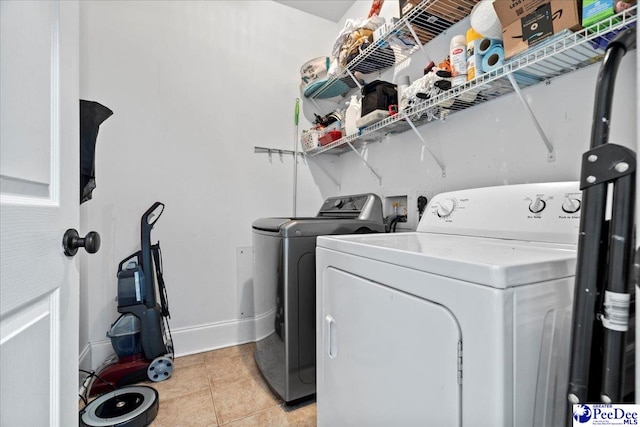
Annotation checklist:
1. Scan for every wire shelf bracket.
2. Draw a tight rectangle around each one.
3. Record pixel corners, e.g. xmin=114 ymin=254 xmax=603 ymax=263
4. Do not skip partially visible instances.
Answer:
xmin=405 ymin=115 xmax=446 ymax=177
xmin=346 ymin=141 xmax=382 ymax=185
xmin=309 ymin=97 xmax=322 ymax=111
xmin=345 ymin=68 xmax=363 ymax=91
xmin=506 ymin=73 xmax=556 ymax=162
xmin=404 ymin=21 xmax=432 ymax=64
xmin=309 ymin=156 xmax=341 ymax=189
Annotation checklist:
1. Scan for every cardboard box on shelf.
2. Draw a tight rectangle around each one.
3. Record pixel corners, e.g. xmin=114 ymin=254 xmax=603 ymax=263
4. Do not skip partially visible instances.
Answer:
xmin=404 ymin=26 xmax=439 ymax=45
xmin=498 ymin=1 xmax=581 ymax=59
xmin=493 ymin=0 xmax=552 ymax=25
xmin=398 ymin=0 xmax=478 ymax=44
xmin=400 ymin=0 xmax=478 ymax=21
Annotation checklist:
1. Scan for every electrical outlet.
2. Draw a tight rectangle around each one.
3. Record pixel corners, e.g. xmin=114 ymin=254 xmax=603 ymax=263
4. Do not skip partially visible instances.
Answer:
xmin=411 ymin=188 xmax=434 ymax=230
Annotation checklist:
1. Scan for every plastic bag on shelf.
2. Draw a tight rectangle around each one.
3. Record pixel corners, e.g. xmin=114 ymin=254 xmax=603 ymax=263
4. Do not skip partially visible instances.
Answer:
xmin=332 ymin=16 xmax=386 ymax=70
xmin=401 ymin=63 xmax=454 ymax=122
xmin=332 ymin=16 xmax=385 ymax=59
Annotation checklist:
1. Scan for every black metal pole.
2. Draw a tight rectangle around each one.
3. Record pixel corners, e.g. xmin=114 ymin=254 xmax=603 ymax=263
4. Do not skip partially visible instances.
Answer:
xmin=568 ymin=182 xmax=608 ymax=403
xmin=601 ymin=172 xmax=636 ymax=402
xmin=567 ymin=27 xmax=636 ymax=406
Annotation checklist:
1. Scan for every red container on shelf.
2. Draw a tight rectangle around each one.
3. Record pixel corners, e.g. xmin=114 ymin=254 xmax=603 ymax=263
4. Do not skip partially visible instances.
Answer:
xmin=319 ymin=130 xmax=342 ymax=146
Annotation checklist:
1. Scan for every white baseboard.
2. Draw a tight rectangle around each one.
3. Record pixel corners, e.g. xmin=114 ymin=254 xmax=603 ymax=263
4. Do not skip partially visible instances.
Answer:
xmin=88 ymin=310 xmax=276 ymax=369
xmin=79 ymin=343 xmax=91 ymax=371
xmin=89 ymin=340 xmax=115 ymax=371
xmin=78 ymin=343 xmax=92 ymax=393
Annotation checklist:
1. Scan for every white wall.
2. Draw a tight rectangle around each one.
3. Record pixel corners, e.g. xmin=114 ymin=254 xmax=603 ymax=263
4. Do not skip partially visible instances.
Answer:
xmin=79 ymin=1 xmax=337 ymax=365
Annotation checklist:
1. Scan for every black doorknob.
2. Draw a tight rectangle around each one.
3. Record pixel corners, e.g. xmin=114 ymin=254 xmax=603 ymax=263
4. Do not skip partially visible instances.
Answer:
xmin=62 ymin=229 xmax=101 ymax=256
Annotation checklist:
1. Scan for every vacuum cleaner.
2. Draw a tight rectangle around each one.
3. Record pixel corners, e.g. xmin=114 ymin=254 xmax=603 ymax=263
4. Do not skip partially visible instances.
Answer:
xmin=81 ymin=202 xmax=173 ymax=426
xmin=567 ymin=26 xmax=636 ymax=420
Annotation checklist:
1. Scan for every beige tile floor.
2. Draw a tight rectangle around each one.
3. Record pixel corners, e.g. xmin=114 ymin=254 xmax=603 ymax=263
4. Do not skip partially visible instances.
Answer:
xmin=144 ymin=343 xmax=317 ymax=426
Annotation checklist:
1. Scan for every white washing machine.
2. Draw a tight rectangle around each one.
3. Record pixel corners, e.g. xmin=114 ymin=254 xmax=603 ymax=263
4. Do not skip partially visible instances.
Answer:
xmin=315 ymin=182 xmax=582 ymax=427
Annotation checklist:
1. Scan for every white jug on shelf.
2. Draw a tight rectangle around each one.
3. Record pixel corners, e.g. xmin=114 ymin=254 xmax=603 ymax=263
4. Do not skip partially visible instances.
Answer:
xmin=345 ymin=94 xmax=361 ymax=136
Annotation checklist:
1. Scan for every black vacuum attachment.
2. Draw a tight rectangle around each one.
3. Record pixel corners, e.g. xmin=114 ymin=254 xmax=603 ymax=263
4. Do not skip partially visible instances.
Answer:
xmin=567 ymin=27 xmax=637 ymax=413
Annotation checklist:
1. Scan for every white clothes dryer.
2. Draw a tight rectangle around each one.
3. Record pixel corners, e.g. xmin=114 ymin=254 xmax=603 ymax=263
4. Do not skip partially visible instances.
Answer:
xmin=316 ymin=182 xmax=582 ymax=427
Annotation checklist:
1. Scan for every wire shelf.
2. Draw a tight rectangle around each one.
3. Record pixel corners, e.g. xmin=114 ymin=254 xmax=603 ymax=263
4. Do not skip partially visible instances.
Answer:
xmin=309 ymin=0 xmax=477 ymax=99
xmin=305 ymin=5 xmax=637 ymax=157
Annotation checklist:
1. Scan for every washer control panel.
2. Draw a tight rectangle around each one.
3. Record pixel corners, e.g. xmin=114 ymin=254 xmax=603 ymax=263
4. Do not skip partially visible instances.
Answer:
xmin=420 ymin=182 xmax=581 ymax=244
xmin=317 ymin=193 xmax=384 ymax=222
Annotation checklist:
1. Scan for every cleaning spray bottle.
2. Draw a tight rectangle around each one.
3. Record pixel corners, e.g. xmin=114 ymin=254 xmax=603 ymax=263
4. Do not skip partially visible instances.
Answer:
xmin=466 ymin=28 xmax=482 ymax=81
xmin=450 ymin=34 xmax=467 ymax=87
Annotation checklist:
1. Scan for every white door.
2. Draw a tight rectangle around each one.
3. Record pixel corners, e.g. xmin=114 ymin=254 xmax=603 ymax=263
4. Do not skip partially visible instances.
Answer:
xmin=0 ymin=1 xmax=80 ymax=426
xmin=318 ymin=267 xmax=462 ymax=427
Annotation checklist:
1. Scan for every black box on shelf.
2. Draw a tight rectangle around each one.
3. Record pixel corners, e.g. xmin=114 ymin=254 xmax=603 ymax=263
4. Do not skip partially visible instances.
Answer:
xmin=361 ymin=80 xmax=398 ymax=117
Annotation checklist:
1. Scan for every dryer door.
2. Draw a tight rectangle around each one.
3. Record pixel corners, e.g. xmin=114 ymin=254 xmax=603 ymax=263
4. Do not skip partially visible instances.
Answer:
xmin=319 ymin=267 xmax=462 ymax=427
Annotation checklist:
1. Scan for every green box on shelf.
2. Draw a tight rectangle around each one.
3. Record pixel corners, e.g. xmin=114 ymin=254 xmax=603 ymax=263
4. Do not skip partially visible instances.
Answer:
xmin=582 ymin=0 xmax=619 ymax=29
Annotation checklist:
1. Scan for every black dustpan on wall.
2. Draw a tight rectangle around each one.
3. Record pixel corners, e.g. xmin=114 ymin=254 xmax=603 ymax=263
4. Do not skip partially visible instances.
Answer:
xmin=80 ymin=100 xmax=113 ymax=204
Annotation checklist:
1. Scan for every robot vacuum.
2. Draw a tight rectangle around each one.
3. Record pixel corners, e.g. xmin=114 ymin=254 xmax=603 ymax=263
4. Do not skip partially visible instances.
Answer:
xmin=80 ymin=386 xmax=158 ymax=427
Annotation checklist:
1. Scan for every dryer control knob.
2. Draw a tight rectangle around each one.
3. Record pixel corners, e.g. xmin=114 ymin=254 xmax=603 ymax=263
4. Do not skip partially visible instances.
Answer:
xmin=529 ymin=197 xmax=546 ymax=213
xmin=437 ymin=199 xmax=455 ymax=218
xmin=562 ymin=197 xmax=581 ymax=214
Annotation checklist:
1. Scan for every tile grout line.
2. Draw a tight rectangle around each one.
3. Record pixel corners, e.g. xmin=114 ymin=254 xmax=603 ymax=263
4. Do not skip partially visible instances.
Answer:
xmin=167 ymin=345 xmax=307 ymax=427
xmin=218 ymin=403 xmax=289 ymax=426
xmin=204 ymin=356 xmax=222 ymax=427
xmin=207 ymin=345 xmax=284 ymax=426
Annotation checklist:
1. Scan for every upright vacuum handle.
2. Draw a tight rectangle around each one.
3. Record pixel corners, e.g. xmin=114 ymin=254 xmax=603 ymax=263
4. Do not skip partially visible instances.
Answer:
xmin=589 ymin=28 xmax=635 ymax=150
xmin=608 ymin=27 xmax=636 ymax=52
xmin=142 ymin=202 xmax=165 ymax=228
xmin=117 ymin=250 xmax=142 ymax=273
xmin=140 ymin=202 xmax=164 ymax=308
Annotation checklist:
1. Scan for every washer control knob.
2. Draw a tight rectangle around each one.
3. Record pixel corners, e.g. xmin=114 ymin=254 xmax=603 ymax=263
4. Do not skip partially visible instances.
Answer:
xmin=562 ymin=197 xmax=581 ymax=214
xmin=437 ymin=199 xmax=455 ymax=218
xmin=529 ymin=197 xmax=546 ymax=214
xmin=333 ymin=199 xmax=344 ymax=209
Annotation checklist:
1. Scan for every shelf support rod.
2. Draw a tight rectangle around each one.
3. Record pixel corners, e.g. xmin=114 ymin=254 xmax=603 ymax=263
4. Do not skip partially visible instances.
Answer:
xmin=309 ymin=157 xmax=341 ymax=189
xmin=310 ymin=97 xmax=321 ymax=111
xmin=507 ymin=73 xmax=556 ymax=162
xmin=345 ymin=68 xmax=362 ymax=90
xmin=405 ymin=21 xmax=431 ymax=63
xmin=346 ymin=141 xmax=382 ymax=185
xmin=404 ymin=115 xmax=446 ymax=177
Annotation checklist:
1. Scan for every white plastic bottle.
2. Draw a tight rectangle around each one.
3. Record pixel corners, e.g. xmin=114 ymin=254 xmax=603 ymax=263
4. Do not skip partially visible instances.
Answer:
xmin=345 ymin=95 xmax=361 ymax=136
xmin=450 ymin=34 xmax=467 ymax=87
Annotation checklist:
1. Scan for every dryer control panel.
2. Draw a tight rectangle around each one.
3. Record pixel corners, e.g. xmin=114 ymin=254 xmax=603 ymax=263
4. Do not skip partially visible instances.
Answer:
xmin=419 ymin=182 xmax=581 ymax=244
